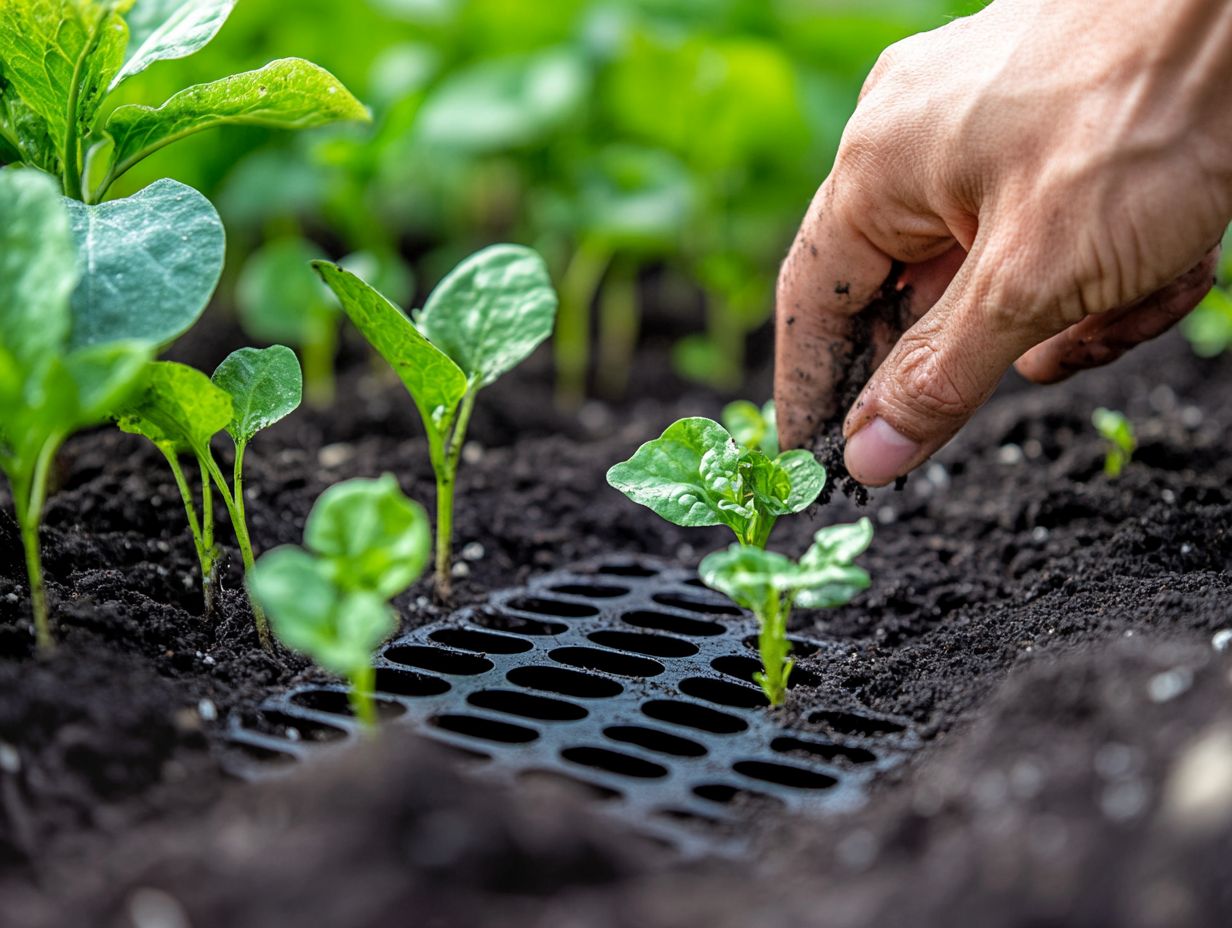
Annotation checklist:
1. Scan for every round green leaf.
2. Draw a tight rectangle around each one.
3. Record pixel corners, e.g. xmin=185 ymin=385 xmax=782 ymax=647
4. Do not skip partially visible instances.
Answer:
xmin=236 ymin=237 xmax=334 ymax=345
xmin=304 ymin=474 xmax=430 ymax=598
xmin=66 ymin=180 xmax=225 ymax=351
xmin=416 ymin=244 xmax=558 ymax=388
xmin=211 ymin=345 xmax=304 ymax=445
xmin=776 ymin=450 xmax=826 ymax=514
xmin=115 ymin=361 xmax=233 ymax=454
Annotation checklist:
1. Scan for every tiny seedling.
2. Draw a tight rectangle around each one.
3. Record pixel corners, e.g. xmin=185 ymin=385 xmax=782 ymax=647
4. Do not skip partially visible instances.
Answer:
xmin=314 ymin=245 xmax=558 ymax=601
xmin=0 ymin=1 xmax=368 ymax=203
xmin=0 ymin=169 xmax=150 ymax=651
xmin=606 ymin=416 xmax=825 ymax=548
xmin=1092 ymin=407 xmax=1136 ymax=478
xmin=116 ymin=346 xmax=302 ymax=645
xmin=722 ymin=399 xmax=778 ymax=456
xmin=249 ymin=474 xmax=430 ymax=727
xmin=700 ymin=518 xmax=873 ymax=705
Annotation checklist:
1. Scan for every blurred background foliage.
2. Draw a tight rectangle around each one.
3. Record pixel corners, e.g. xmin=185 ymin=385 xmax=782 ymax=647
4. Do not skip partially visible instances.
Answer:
xmin=109 ymin=0 xmax=978 ymax=407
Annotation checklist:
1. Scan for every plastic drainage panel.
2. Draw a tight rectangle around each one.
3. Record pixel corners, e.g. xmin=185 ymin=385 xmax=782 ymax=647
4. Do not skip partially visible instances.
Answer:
xmin=226 ymin=559 xmax=919 ymax=857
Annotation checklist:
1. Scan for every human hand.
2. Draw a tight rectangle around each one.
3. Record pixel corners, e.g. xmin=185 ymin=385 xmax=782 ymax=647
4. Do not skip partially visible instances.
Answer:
xmin=775 ymin=0 xmax=1232 ymax=486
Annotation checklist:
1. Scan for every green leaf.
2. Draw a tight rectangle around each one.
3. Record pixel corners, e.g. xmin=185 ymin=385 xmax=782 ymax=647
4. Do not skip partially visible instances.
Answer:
xmin=313 ymin=261 xmax=467 ymax=438
xmin=62 ymin=340 xmax=150 ymax=421
xmin=115 ymin=360 xmax=232 ymax=454
xmin=236 ymin=237 xmax=334 ymax=345
xmin=416 ymin=244 xmax=558 ymax=388
xmin=775 ymin=450 xmax=825 ymax=513
xmin=249 ymin=546 xmax=396 ymax=677
xmin=722 ymin=399 xmax=778 ymax=457
xmin=0 ymin=170 xmax=77 ymax=368
xmin=211 ymin=346 xmax=303 ymax=446
xmin=304 ymin=474 xmax=430 ymax=598
xmin=106 ymin=58 xmax=370 ymax=177
xmin=65 ymin=179 xmax=224 ymax=350
xmin=699 ymin=544 xmax=795 ymax=614
xmin=801 ymin=518 xmax=874 ymax=567
xmin=606 ymin=417 xmax=743 ymax=529
xmin=795 ymin=517 xmax=874 ymax=609
xmin=0 ymin=0 xmax=131 ymax=164
xmin=113 ymin=0 xmax=237 ymax=89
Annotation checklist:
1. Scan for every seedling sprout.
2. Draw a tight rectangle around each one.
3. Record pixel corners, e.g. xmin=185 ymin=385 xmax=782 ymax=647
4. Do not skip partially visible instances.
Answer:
xmin=1092 ymin=408 xmax=1136 ymax=478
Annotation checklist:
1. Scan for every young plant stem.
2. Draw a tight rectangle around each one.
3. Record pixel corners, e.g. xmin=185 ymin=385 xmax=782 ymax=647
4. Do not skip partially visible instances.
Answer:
xmin=704 ymin=290 xmax=746 ymax=391
xmin=16 ymin=436 xmax=63 ymax=654
xmin=432 ymin=389 xmax=478 ymax=603
xmin=302 ymin=323 xmax=338 ymax=409
xmin=200 ymin=461 xmax=217 ymax=617
xmin=349 ymin=664 xmax=377 ymax=729
xmin=61 ymin=15 xmax=109 ymax=201
xmin=160 ymin=447 xmax=215 ymax=616
xmin=554 ymin=238 xmax=611 ymax=410
xmin=595 ymin=261 xmax=639 ymax=400
xmin=202 ymin=449 xmax=271 ymax=650
xmin=754 ymin=593 xmax=793 ymax=707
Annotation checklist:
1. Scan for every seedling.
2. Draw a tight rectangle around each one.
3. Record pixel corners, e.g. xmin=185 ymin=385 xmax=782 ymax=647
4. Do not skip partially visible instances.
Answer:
xmin=0 ymin=0 xmax=368 ymax=203
xmin=249 ymin=475 xmax=430 ymax=727
xmin=314 ymin=245 xmax=558 ymax=601
xmin=116 ymin=347 xmax=302 ymax=646
xmin=0 ymin=169 xmax=150 ymax=651
xmin=1092 ymin=408 xmax=1136 ymax=478
xmin=700 ymin=519 xmax=873 ymax=705
xmin=606 ymin=416 xmax=825 ymax=548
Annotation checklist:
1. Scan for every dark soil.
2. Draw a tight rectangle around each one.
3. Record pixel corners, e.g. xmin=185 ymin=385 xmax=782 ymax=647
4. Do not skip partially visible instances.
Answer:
xmin=2 ymin=308 xmax=1231 ymax=927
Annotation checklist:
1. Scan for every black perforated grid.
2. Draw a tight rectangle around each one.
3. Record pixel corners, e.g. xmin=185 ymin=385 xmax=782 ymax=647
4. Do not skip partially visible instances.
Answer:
xmin=226 ymin=558 xmax=918 ymax=856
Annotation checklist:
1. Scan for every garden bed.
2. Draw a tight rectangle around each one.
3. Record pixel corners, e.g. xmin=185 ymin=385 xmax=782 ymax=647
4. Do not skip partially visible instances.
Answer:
xmin=2 ymin=323 xmax=1231 ymax=927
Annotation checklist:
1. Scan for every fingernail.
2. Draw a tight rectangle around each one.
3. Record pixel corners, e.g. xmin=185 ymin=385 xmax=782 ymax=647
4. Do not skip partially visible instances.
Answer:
xmin=845 ymin=417 xmax=920 ymax=486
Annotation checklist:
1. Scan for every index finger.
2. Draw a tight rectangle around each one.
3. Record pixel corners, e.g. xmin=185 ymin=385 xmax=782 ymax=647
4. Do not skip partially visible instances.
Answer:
xmin=774 ymin=179 xmax=894 ymax=450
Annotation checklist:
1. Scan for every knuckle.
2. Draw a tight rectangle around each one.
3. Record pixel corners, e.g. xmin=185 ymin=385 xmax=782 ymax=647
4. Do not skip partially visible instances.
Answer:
xmin=892 ymin=333 xmax=970 ymax=421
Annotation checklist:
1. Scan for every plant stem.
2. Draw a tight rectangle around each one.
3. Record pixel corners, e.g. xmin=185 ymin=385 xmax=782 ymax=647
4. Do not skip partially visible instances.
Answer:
xmin=755 ymin=594 xmax=793 ymax=706
xmin=350 ymin=664 xmax=377 ymax=729
xmin=203 ymin=449 xmax=271 ymax=650
xmin=595 ymin=261 xmax=639 ymax=400
xmin=554 ymin=238 xmax=610 ymax=411
xmin=200 ymin=460 xmax=216 ymax=618
xmin=433 ymin=389 xmax=478 ymax=603
xmin=18 ymin=437 xmax=62 ymax=654
xmin=302 ymin=322 xmax=338 ymax=408
xmin=704 ymin=290 xmax=745 ymax=392
xmin=160 ymin=447 xmax=214 ymax=616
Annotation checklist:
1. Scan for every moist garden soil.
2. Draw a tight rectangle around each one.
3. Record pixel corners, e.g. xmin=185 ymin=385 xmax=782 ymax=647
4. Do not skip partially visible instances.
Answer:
xmin=1 ymin=308 xmax=1231 ymax=927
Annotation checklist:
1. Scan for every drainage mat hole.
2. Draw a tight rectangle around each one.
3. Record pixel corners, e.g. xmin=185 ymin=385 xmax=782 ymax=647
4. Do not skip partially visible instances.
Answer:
xmin=711 ymin=655 xmax=820 ymax=689
xmin=692 ymin=783 xmax=785 ymax=809
xmin=771 ymin=736 xmax=876 ymax=766
xmin=604 ymin=725 xmax=707 ymax=758
xmin=506 ymin=596 xmax=599 ymax=619
xmin=430 ymin=713 xmax=539 ymax=745
xmin=374 ymin=668 xmax=451 ymax=698
xmin=289 ymin=689 xmax=407 ymax=720
xmin=428 ymin=628 xmax=533 ymax=654
xmin=468 ymin=689 xmax=588 ymax=722
xmin=550 ymin=646 xmax=664 ymax=678
xmin=734 ymin=760 xmax=836 ymax=791
xmin=550 ymin=583 xmax=630 ymax=599
xmin=384 ymin=645 xmax=494 ymax=676
xmin=679 ymin=677 xmax=769 ymax=710
xmin=518 ymin=769 xmax=623 ymax=801
xmin=588 ymin=630 xmax=699 ymax=658
xmin=507 ymin=665 xmax=623 ymax=699
xmin=652 ymin=593 xmax=742 ymax=617
xmin=743 ymin=634 xmax=822 ymax=658
xmin=622 ymin=610 xmax=724 ymax=638
xmin=809 ymin=710 xmax=906 ymax=737
xmin=641 ymin=699 xmax=748 ymax=734
xmin=593 ymin=562 xmax=660 ymax=578
xmin=472 ymin=611 xmax=567 ymax=637
xmin=561 ymin=746 xmax=669 ymax=779
xmin=246 ymin=710 xmax=348 ymax=744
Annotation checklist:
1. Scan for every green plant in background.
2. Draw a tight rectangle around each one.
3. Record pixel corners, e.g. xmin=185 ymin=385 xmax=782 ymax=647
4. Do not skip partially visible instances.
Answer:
xmin=0 ymin=169 xmax=151 ymax=652
xmin=722 ymin=399 xmax=778 ymax=456
xmin=1181 ymin=234 xmax=1232 ymax=357
xmin=117 ymin=346 xmax=303 ymax=646
xmin=606 ymin=416 xmax=824 ymax=548
xmin=315 ymin=244 xmax=558 ymax=601
xmin=1092 ymin=407 xmax=1136 ymax=479
xmin=249 ymin=474 xmax=430 ymax=727
xmin=700 ymin=519 xmax=873 ymax=705
xmin=0 ymin=0 xmax=368 ymax=203
xmin=237 ymin=238 xmax=414 ymax=408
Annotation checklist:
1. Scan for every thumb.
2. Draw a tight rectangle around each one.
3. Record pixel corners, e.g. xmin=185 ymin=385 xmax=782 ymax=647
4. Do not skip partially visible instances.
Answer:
xmin=842 ymin=253 xmax=1041 ymax=486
